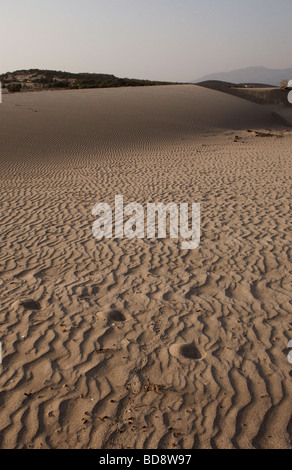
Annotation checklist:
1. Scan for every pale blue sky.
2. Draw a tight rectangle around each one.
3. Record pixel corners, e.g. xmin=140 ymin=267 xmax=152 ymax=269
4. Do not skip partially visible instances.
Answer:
xmin=1 ymin=0 xmax=291 ymax=81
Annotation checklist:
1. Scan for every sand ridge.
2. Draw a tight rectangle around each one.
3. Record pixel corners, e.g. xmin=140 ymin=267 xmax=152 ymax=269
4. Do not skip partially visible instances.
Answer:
xmin=0 ymin=85 xmax=291 ymax=449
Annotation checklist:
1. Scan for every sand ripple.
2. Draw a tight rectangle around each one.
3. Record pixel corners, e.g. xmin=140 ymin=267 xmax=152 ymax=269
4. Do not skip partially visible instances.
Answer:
xmin=0 ymin=86 xmax=291 ymax=449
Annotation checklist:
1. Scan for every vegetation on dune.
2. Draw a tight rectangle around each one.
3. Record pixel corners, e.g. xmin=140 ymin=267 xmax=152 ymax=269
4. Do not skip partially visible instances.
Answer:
xmin=0 ymin=69 xmax=177 ymax=93
xmin=6 ymin=83 xmax=22 ymax=93
xmin=280 ymin=80 xmax=288 ymax=90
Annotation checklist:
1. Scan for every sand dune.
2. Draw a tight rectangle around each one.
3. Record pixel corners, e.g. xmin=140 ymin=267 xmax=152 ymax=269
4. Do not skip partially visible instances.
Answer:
xmin=1 ymin=85 xmax=291 ymax=163
xmin=0 ymin=85 xmax=291 ymax=449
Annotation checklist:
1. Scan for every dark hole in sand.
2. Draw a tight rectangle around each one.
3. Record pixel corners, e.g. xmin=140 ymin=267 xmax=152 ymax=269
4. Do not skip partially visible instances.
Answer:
xmin=20 ymin=299 xmax=41 ymax=310
xmin=108 ymin=310 xmax=126 ymax=322
xmin=180 ymin=344 xmax=201 ymax=360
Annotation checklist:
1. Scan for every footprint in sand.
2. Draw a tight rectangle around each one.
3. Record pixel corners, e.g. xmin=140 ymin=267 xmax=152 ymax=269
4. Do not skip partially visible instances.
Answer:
xmin=107 ymin=310 xmax=126 ymax=324
xmin=96 ymin=307 xmax=128 ymax=328
xmin=17 ymin=299 xmax=41 ymax=310
xmin=169 ymin=342 xmax=202 ymax=361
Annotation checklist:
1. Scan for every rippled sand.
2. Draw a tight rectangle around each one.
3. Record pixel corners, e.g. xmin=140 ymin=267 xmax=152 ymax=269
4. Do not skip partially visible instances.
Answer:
xmin=0 ymin=85 xmax=291 ymax=449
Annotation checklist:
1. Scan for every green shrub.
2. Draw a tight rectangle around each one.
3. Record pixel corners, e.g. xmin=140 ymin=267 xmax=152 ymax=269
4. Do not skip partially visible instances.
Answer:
xmin=7 ymin=83 xmax=22 ymax=93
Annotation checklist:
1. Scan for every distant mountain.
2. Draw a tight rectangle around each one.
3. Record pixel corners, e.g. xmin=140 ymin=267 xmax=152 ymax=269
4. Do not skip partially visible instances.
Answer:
xmin=193 ymin=67 xmax=292 ymax=86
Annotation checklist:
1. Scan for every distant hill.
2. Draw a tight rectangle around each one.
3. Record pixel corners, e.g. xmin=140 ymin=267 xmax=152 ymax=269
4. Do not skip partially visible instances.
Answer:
xmin=194 ymin=67 xmax=292 ymax=87
xmin=0 ymin=69 xmax=175 ymax=93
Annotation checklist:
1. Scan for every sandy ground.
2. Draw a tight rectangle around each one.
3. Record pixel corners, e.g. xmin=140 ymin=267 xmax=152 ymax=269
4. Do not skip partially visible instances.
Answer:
xmin=0 ymin=85 xmax=291 ymax=449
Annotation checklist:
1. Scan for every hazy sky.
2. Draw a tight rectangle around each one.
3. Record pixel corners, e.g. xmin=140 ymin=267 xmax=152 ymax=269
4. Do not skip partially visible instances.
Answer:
xmin=1 ymin=0 xmax=292 ymax=81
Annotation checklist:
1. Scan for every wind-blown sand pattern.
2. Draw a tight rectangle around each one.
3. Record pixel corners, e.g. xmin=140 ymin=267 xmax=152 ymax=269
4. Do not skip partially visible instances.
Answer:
xmin=0 ymin=85 xmax=291 ymax=449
